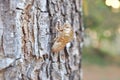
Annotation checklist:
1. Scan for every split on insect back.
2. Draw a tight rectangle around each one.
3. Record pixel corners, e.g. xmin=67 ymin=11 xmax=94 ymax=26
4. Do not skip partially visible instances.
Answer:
xmin=51 ymin=20 xmax=74 ymax=53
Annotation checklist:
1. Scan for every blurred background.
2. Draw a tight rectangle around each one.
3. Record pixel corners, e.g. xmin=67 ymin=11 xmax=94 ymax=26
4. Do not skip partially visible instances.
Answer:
xmin=82 ymin=0 xmax=120 ymax=80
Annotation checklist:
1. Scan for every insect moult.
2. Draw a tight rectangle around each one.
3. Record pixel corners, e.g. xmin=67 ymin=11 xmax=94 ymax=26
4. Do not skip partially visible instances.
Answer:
xmin=52 ymin=21 xmax=74 ymax=53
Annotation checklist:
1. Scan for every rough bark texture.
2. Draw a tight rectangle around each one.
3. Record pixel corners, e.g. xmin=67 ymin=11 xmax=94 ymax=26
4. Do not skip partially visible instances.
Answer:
xmin=0 ymin=0 xmax=84 ymax=80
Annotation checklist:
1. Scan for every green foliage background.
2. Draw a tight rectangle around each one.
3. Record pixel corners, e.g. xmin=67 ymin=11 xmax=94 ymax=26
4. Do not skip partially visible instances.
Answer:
xmin=83 ymin=0 xmax=120 ymax=65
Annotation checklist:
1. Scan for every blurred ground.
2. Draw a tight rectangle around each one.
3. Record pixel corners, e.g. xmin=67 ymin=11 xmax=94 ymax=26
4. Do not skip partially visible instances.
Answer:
xmin=83 ymin=64 xmax=120 ymax=80
xmin=82 ymin=47 xmax=120 ymax=80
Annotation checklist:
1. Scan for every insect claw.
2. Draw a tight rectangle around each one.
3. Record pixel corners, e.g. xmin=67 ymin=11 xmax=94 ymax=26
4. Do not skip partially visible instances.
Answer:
xmin=56 ymin=25 xmax=63 ymax=32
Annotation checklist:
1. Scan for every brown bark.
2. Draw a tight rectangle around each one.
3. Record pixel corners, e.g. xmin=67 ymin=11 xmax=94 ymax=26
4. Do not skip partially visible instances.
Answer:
xmin=0 ymin=0 xmax=84 ymax=80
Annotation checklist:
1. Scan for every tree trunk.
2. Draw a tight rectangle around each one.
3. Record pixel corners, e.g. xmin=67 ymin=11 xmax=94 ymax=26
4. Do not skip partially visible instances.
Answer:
xmin=0 ymin=0 xmax=84 ymax=80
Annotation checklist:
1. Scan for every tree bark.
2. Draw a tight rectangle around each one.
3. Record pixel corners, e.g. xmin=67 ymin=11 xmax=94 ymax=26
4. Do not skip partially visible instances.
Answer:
xmin=0 ymin=0 xmax=84 ymax=80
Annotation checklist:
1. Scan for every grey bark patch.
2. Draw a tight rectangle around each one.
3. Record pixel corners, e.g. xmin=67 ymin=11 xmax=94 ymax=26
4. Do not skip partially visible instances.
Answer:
xmin=0 ymin=58 xmax=14 ymax=70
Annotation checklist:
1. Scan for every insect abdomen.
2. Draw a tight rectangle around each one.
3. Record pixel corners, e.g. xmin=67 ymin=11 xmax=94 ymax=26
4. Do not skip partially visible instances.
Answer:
xmin=52 ymin=41 xmax=66 ymax=53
